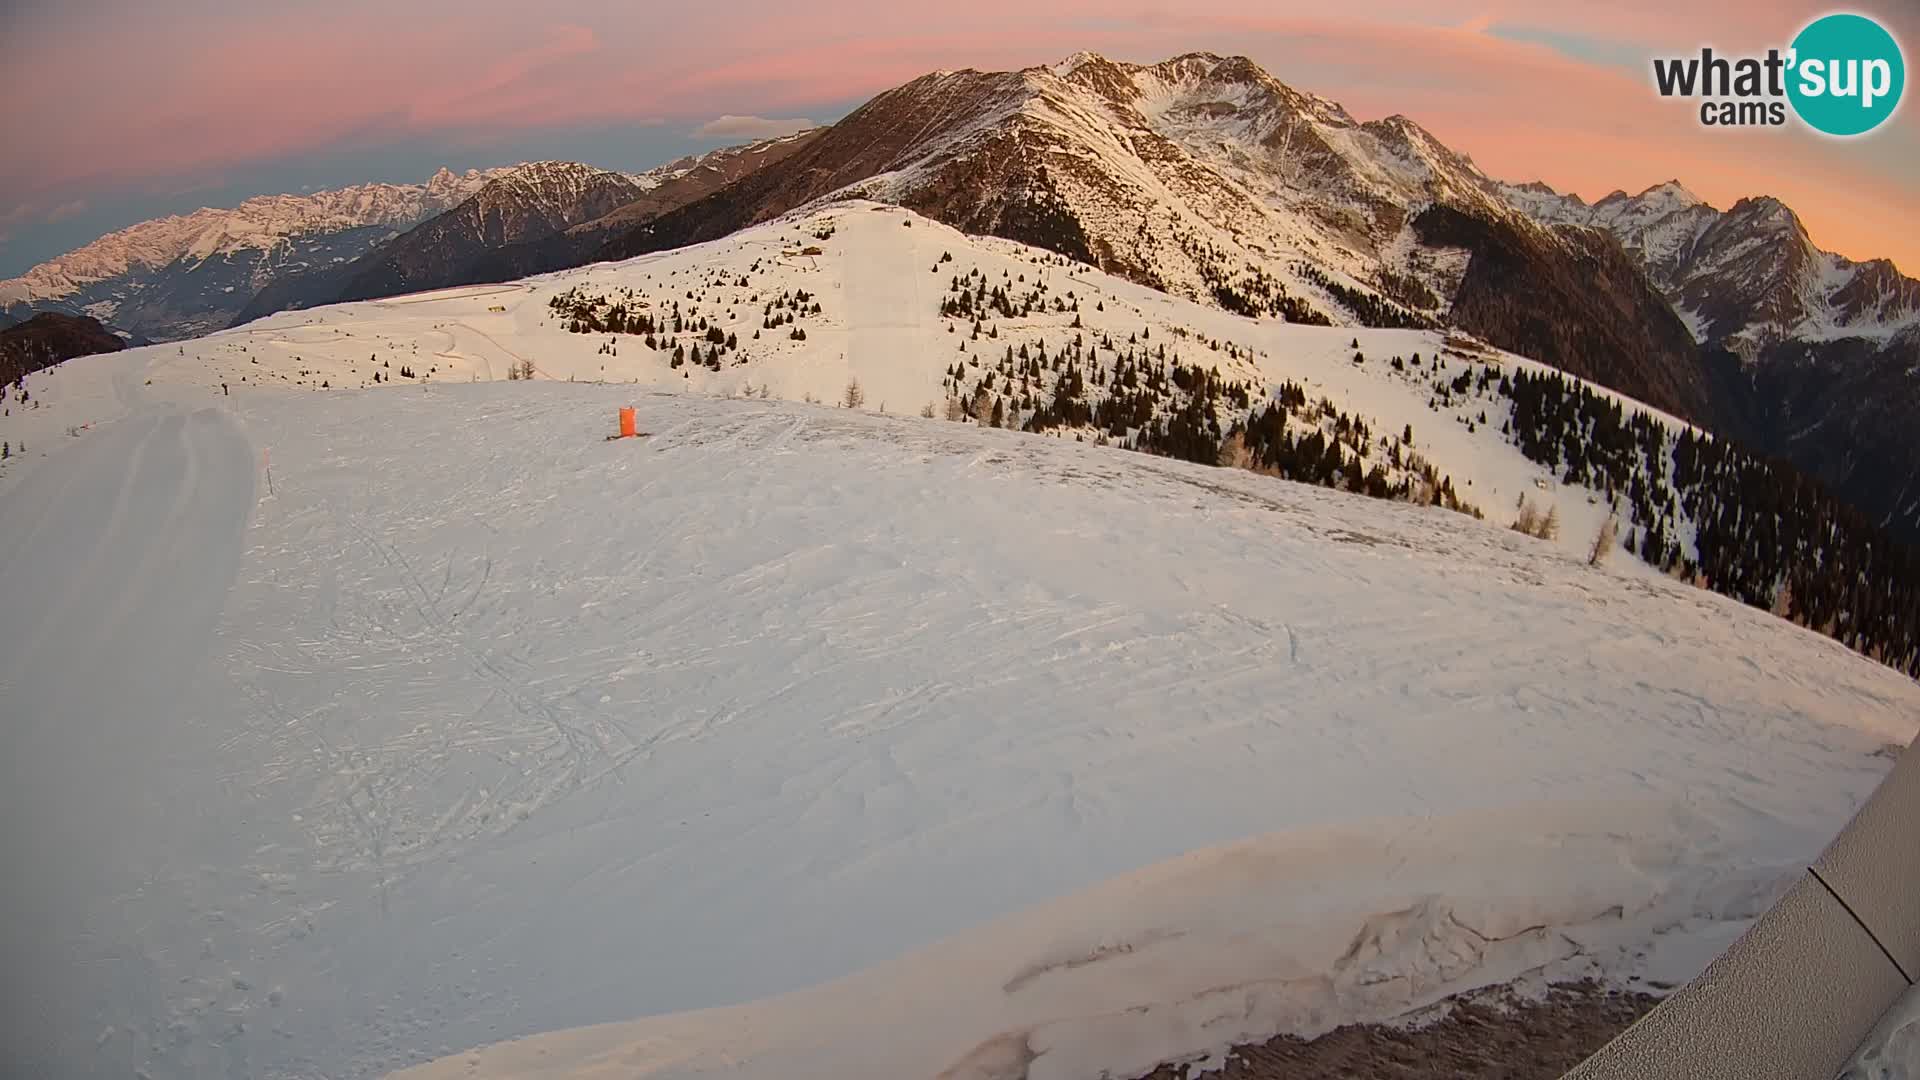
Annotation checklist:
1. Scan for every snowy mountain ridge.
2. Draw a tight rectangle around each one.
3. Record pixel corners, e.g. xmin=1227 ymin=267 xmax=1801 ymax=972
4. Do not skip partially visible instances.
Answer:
xmin=603 ymin=51 xmax=1715 ymax=434
xmin=636 ymin=49 xmax=1910 ymax=544
xmin=632 ymin=129 xmax=821 ymax=193
xmin=0 ymin=153 xmax=786 ymax=344
xmin=230 ymin=133 xmax=832 ymax=328
xmin=1497 ymin=175 xmax=1920 ymax=540
xmin=845 ymin=50 xmax=1519 ymax=310
xmin=459 ymin=160 xmax=640 ymax=211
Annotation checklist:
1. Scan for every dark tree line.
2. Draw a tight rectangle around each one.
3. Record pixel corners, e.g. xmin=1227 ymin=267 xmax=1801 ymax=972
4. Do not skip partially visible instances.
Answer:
xmin=1197 ymin=246 xmax=1330 ymax=325
xmin=1374 ymin=268 xmax=1442 ymax=313
xmin=1292 ymin=263 xmax=1438 ymax=330
xmin=1 ymin=313 xmax=126 ymax=388
xmin=1233 ymin=387 xmax=1472 ymax=512
xmin=1503 ymin=367 xmax=1920 ymax=677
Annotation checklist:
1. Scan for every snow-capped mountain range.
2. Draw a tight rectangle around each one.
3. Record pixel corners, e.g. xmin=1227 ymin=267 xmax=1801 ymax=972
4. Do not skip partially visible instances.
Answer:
xmin=0 ymin=138 xmax=828 ymax=346
xmin=6 ymin=167 xmax=499 ymax=294
xmin=12 ymin=52 xmax=1914 ymax=363
xmin=1500 ymin=179 xmax=1920 ymax=351
xmin=0 ymin=168 xmax=509 ymax=340
xmin=324 ymin=161 xmax=649 ymax=305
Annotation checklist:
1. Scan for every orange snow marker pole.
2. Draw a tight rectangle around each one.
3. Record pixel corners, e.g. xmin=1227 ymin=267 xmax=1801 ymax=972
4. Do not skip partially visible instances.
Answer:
xmin=618 ymin=407 xmax=637 ymax=439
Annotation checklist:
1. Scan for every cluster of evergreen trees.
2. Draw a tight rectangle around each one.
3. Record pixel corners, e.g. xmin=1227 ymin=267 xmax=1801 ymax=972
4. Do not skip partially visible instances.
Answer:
xmin=937 ymin=317 xmax=1245 ymax=445
xmin=930 ymin=256 xmax=1477 ymax=520
xmin=932 ymin=305 xmax=1473 ymax=521
xmin=940 ymin=267 xmax=1079 ymax=322
xmin=1292 ymin=262 xmax=1437 ymax=330
xmin=1209 ymin=274 xmax=1332 ymax=325
xmin=549 ymin=285 xmax=659 ymax=337
xmin=669 ymin=338 xmax=733 ymax=371
xmin=1501 ymin=367 xmax=1920 ymax=677
xmin=545 ymin=272 xmax=830 ymax=374
xmin=1172 ymin=228 xmax=1330 ymax=324
xmin=761 ymin=289 xmax=820 ymax=330
xmin=1233 ymin=385 xmax=1475 ymax=513
xmin=1374 ymin=268 xmax=1442 ymax=313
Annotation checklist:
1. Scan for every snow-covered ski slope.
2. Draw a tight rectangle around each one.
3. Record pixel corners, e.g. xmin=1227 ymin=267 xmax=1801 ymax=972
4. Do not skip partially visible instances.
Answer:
xmin=1 ymin=203 xmax=1916 ymax=1080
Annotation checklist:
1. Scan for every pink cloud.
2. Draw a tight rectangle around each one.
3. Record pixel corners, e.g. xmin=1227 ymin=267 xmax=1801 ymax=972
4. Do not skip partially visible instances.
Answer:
xmin=692 ymin=116 xmax=816 ymax=140
xmin=406 ymin=24 xmax=603 ymax=128
xmin=0 ymin=13 xmax=618 ymax=196
xmin=43 ymin=200 xmax=89 ymax=224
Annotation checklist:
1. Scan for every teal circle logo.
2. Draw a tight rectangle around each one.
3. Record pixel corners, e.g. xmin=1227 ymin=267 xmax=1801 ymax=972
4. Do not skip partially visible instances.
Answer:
xmin=1787 ymin=13 xmax=1905 ymax=136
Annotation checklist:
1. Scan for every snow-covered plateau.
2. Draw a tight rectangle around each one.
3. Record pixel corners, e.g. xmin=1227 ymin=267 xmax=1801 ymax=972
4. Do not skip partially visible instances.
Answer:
xmin=1 ymin=203 xmax=1914 ymax=1080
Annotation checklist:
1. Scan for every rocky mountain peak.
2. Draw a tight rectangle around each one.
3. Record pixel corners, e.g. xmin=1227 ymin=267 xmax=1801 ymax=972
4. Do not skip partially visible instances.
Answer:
xmin=424 ymin=166 xmax=472 ymax=202
xmin=1636 ymin=179 xmax=1702 ymax=207
xmin=1721 ymin=195 xmax=1805 ymax=235
xmin=470 ymin=161 xmax=634 ymax=211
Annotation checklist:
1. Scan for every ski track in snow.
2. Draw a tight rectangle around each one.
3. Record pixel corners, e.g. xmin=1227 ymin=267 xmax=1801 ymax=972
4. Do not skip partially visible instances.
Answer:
xmin=0 ymin=362 xmax=258 ymax=1080
xmin=0 ymin=208 xmax=1916 ymax=1079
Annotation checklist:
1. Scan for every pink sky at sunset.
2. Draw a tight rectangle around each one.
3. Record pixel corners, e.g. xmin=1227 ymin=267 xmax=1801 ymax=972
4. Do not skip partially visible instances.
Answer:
xmin=1 ymin=0 xmax=1914 ymax=273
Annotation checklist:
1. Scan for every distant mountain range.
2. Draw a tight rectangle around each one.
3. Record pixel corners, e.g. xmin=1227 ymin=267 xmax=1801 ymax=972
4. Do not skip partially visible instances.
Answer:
xmin=230 ymin=132 xmax=819 ymax=325
xmin=0 ymin=168 xmax=509 ymax=340
xmin=230 ymin=160 xmax=649 ymax=321
xmin=1501 ymin=180 xmax=1920 ymax=351
xmin=5 ymin=51 xmax=1917 ymax=538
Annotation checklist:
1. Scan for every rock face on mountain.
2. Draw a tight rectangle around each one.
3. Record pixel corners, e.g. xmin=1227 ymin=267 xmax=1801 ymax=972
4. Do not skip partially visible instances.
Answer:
xmin=328 ymin=162 xmax=646 ymax=303
xmin=1503 ymin=179 xmax=1920 ymax=538
xmin=599 ymin=52 xmax=1714 ymax=424
xmin=0 ymin=168 xmax=505 ymax=341
xmin=0 ymin=312 xmax=125 ymax=388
